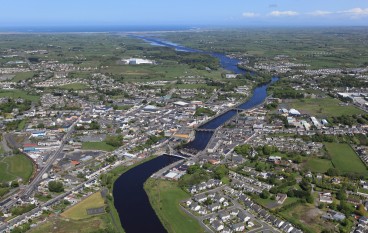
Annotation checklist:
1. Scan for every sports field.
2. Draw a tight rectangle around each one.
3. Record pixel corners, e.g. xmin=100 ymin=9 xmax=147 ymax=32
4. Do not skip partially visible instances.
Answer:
xmin=305 ymin=158 xmax=334 ymax=173
xmin=288 ymin=97 xmax=364 ymax=117
xmin=61 ymin=192 xmax=106 ymax=220
xmin=324 ymin=143 xmax=368 ymax=176
xmin=0 ymin=154 xmax=34 ymax=183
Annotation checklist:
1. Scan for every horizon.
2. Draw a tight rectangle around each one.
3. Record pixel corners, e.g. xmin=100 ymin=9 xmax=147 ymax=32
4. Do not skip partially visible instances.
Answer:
xmin=1 ymin=0 xmax=368 ymax=30
xmin=1 ymin=24 xmax=368 ymax=33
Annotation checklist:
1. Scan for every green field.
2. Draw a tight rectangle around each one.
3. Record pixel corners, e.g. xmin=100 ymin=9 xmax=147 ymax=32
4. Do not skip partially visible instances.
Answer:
xmin=59 ymin=83 xmax=89 ymax=90
xmin=324 ymin=143 xmax=368 ymax=176
xmin=82 ymin=142 xmax=115 ymax=152
xmin=288 ymin=97 xmax=364 ymax=117
xmin=144 ymin=179 xmax=206 ymax=233
xmin=305 ymin=158 xmax=334 ymax=173
xmin=12 ymin=72 xmax=35 ymax=82
xmin=61 ymin=192 xmax=105 ymax=220
xmin=0 ymin=154 xmax=34 ymax=183
xmin=0 ymin=89 xmax=40 ymax=102
xmin=28 ymin=216 xmax=110 ymax=233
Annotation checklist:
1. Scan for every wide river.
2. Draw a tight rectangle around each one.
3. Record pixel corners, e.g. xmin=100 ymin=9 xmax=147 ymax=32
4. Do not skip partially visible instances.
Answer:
xmin=113 ymin=37 xmax=277 ymax=233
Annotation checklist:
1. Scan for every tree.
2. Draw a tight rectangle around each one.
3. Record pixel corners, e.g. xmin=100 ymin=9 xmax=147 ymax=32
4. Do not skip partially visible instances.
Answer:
xmin=234 ymin=144 xmax=251 ymax=157
xmin=306 ymin=194 xmax=314 ymax=204
xmin=326 ymin=168 xmax=339 ymax=176
xmin=214 ymin=165 xmax=228 ymax=180
xmin=355 ymin=204 xmax=367 ymax=216
xmin=89 ymin=121 xmax=100 ymax=130
xmin=336 ymin=189 xmax=347 ymax=201
xmin=48 ymin=181 xmax=64 ymax=193
xmin=187 ymin=165 xmax=200 ymax=174
xmin=260 ymin=190 xmax=270 ymax=199
xmin=11 ymin=181 xmax=19 ymax=188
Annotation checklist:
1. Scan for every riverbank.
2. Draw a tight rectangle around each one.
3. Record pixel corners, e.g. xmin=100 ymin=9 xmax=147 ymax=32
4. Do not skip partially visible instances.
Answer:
xmin=144 ymin=179 xmax=206 ymax=233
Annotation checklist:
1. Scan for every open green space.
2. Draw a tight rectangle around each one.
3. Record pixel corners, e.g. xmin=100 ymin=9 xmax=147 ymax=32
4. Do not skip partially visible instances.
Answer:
xmin=12 ymin=72 xmax=35 ymax=82
xmin=28 ymin=215 xmax=110 ymax=233
xmin=324 ymin=142 xmax=368 ymax=176
xmin=82 ymin=142 xmax=115 ymax=152
xmin=59 ymin=83 xmax=89 ymax=90
xmin=161 ymin=28 xmax=368 ymax=69
xmin=279 ymin=203 xmax=335 ymax=233
xmin=0 ymin=89 xmax=40 ymax=102
xmin=288 ymin=97 xmax=364 ymax=118
xmin=61 ymin=192 xmax=105 ymax=220
xmin=0 ymin=154 xmax=34 ymax=183
xmin=144 ymin=179 xmax=206 ymax=233
xmin=304 ymin=158 xmax=334 ymax=173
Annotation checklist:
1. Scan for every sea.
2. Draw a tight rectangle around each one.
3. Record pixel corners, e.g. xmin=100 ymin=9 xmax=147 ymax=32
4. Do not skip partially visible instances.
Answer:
xmin=0 ymin=25 xmax=196 ymax=33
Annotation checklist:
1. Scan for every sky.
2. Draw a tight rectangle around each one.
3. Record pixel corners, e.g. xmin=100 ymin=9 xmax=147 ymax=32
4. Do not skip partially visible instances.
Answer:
xmin=1 ymin=0 xmax=368 ymax=28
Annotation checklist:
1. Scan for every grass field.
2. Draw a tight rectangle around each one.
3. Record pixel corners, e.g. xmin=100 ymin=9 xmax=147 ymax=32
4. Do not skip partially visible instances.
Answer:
xmin=144 ymin=179 xmax=206 ymax=233
xmin=288 ymin=97 xmax=364 ymax=117
xmin=324 ymin=143 xmax=368 ymax=176
xmin=0 ymin=154 xmax=34 ymax=183
xmin=305 ymin=158 xmax=334 ymax=173
xmin=12 ymin=72 xmax=35 ymax=82
xmin=28 ymin=216 xmax=109 ymax=233
xmin=17 ymin=119 xmax=26 ymax=130
xmin=82 ymin=142 xmax=115 ymax=152
xmin=61 ymin=192 xmax=106 ymax=220
xmin=59 ymin=83 xmax=89 ymax=90
xmin=0 ymin=89 xmax=40 ymax=102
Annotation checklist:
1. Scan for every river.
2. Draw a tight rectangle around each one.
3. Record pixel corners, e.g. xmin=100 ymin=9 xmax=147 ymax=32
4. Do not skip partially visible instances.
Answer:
xmin=113 ymin=155 xmax=182 ymax=233
xmin=113 ymin=36 xmax=277 ymax=233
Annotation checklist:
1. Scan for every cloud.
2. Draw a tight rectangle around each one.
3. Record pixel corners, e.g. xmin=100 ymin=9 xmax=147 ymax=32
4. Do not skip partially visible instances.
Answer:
xmin=242 ymin=12 xmax=259 ymax=17
xmin=269 ymin=11 xmax=299 ymax=17
xmin=341 ymin=8 xmax=368 ymax=16
xmin=308 ymin=10 xmax=332 ymax=16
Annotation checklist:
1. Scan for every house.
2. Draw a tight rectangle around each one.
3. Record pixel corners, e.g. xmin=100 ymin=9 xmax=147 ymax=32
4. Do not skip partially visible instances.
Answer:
xmin=282 ymin=223 xmax=294 ymax=233
xmin=319 ymin=192 xmax=333 ymax=204
xmin=322 ymin=210 xmax=346 ymax=221
xmin=212 ymin=220 xmax=224 ymax=231
xmin=359 ymin=216 xmax=368 ymax=224
xmin=189 ymin=186 xmax=197 ymax=194
xmin=276 ymin=193 xmax=288 ymax=204
xmin=208 ymin=203 xmax=221 ymax=212
xmin=231 ymin=222 xmax=245 ymax=232
xmin=194 ymin=194 xmax=207 ymax=203
xmin=236 ymin=211 xmax=248 ymax=222
xmin=190 ymin=202 xmax=201 ymax=212
xmin=230 ymin=209 xmax=240 ymax=216
xmin=274 ymin=219 xmax=285 ymax=228
xmin=219 ymin=212 xmax=231 ymax=222
xmin=186 ymin=199 xmax=192 ymax=206
xmin=221 ymin=227 xmax=232 ymax=233
xmin=198 ymin=207 xmax=207 ymax=215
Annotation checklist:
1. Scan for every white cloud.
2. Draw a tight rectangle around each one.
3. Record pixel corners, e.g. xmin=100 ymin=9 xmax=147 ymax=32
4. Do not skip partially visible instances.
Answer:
xmin=270 ymin=11 xmax=299 ymax=17
xmin=242 ymin=12 xmax=259 ymax=18
xmin=308 ymin=10 xmax=332 ymax=16
xmin=341 ymin=8 xmax=368 ymax=16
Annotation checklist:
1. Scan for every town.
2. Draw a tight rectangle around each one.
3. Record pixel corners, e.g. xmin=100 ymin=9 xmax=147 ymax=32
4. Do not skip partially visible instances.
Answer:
xmin=0 ymin=26 xmax=368 ymax=233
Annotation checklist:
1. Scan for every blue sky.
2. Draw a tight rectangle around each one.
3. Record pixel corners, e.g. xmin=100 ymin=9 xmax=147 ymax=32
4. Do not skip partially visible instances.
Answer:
xmin=1 ymin=0 xmax=368 ymax=27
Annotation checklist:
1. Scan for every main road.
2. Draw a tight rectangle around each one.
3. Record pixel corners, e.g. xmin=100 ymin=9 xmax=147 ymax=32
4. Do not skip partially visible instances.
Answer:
xmin=1 ymin=115 xmax=82 ymax=212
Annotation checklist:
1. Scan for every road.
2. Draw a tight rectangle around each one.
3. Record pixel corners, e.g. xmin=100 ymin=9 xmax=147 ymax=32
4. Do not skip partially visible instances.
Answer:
xmin=0 ymin=156 xmax=131 ymax=232
xmin=1 ymin=115 xmax=81 ymax=212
